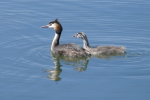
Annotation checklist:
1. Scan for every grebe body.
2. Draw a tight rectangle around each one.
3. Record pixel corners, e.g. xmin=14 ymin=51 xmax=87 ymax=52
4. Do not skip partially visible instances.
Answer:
xmin=73 ymin=32 xmax=126 ymax=55
xmin=40 ymin=19 xmax=88 ymax=57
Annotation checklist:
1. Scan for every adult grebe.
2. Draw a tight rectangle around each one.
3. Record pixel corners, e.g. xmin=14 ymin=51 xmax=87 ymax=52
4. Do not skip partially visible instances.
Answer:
xmin=40 ymin=19 xmax=88 ymax=57
xmin=73 ymin=32 xmax=126 ymax=55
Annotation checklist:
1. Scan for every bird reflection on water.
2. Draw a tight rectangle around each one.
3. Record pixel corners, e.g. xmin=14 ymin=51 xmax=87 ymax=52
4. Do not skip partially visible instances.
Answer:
xmin=45 ymin=52 xmax=126 ymax=81
xmin=46 ymin=53 xmax=90 ymax=81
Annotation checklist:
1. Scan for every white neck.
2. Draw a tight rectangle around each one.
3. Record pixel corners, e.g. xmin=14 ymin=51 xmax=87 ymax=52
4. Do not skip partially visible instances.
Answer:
xmin=83 ymin=38 xmax=90 ymax=49
xmin=51 ymin=33 xmax=60 ymax=51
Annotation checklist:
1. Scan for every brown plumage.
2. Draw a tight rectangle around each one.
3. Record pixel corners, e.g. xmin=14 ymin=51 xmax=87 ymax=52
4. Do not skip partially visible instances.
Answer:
xmin=73 ymin=32 xmax=126 ymax=55
xmin=40 ymin=19 xmax=89 ymax=57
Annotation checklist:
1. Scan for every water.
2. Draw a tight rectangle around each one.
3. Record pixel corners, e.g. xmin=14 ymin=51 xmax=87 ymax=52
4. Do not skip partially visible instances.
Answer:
xmin=0 ymin=0 xmax=150 ymax=100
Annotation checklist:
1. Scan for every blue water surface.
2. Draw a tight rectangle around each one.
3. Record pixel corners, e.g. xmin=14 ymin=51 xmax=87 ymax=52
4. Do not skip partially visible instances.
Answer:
xmin=0 ymin=0 xmax=150 ymax=100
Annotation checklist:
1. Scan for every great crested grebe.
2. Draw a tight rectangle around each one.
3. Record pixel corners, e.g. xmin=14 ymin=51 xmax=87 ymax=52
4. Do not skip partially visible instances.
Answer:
xmin=40 ymin=19 xmax=88 ymax=57
xmin=73 ymin=32 xmax=126 ymax=55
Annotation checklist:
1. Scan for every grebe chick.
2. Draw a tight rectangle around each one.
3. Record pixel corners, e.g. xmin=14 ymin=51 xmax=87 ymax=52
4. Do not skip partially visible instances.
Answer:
xmin=40 ymin=19 xmax=88 ymax=57
xmin=73 ymin=32 xmax=126 ymax=55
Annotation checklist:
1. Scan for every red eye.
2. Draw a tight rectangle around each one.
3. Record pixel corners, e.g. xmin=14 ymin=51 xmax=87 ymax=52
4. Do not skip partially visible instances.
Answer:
xmin=49 ymin=24 xmax=52 ymax=26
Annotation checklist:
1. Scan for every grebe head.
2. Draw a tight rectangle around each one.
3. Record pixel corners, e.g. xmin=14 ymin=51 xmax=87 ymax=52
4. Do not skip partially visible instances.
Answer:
xmin=73 ymin=32 xmax=86 ymax=39
xmin=40 ymin=19 xmax=63 ymax=34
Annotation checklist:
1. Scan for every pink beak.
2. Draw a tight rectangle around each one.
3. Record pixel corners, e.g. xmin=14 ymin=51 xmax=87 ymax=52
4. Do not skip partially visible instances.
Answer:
xmin=40 ymin=25 xmax=49 ymax=28
xmin=72 ymin=34 xmax=77 ymax=37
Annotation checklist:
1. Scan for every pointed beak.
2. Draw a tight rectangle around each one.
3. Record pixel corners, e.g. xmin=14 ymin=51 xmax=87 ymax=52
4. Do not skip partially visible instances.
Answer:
xmin=40 ymin=25 xmax=49 ymax=28
xmin=72 ymin=34 xmax=77 ymax=37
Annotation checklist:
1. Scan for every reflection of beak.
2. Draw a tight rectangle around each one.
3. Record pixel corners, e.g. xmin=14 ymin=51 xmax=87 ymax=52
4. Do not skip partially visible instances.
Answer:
xmin=40 ymin=25 xmax=49 ymax=28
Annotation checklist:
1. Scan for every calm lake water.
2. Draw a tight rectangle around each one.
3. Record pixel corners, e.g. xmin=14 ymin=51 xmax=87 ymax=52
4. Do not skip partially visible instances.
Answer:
xmin=1 ymin=0 xmax=150 ymax=100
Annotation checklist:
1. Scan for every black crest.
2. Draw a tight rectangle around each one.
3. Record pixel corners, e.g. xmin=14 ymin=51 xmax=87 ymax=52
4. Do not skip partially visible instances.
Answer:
xmin=49 ymin=19 xmax=59 ymax=24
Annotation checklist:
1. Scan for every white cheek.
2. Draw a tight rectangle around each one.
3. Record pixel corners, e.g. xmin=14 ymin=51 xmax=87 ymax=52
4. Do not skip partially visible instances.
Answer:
xmin=49 ymin=24 xmax=55 ymax=28
xmin=77 ymin=35 xmax=82 ymax=39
